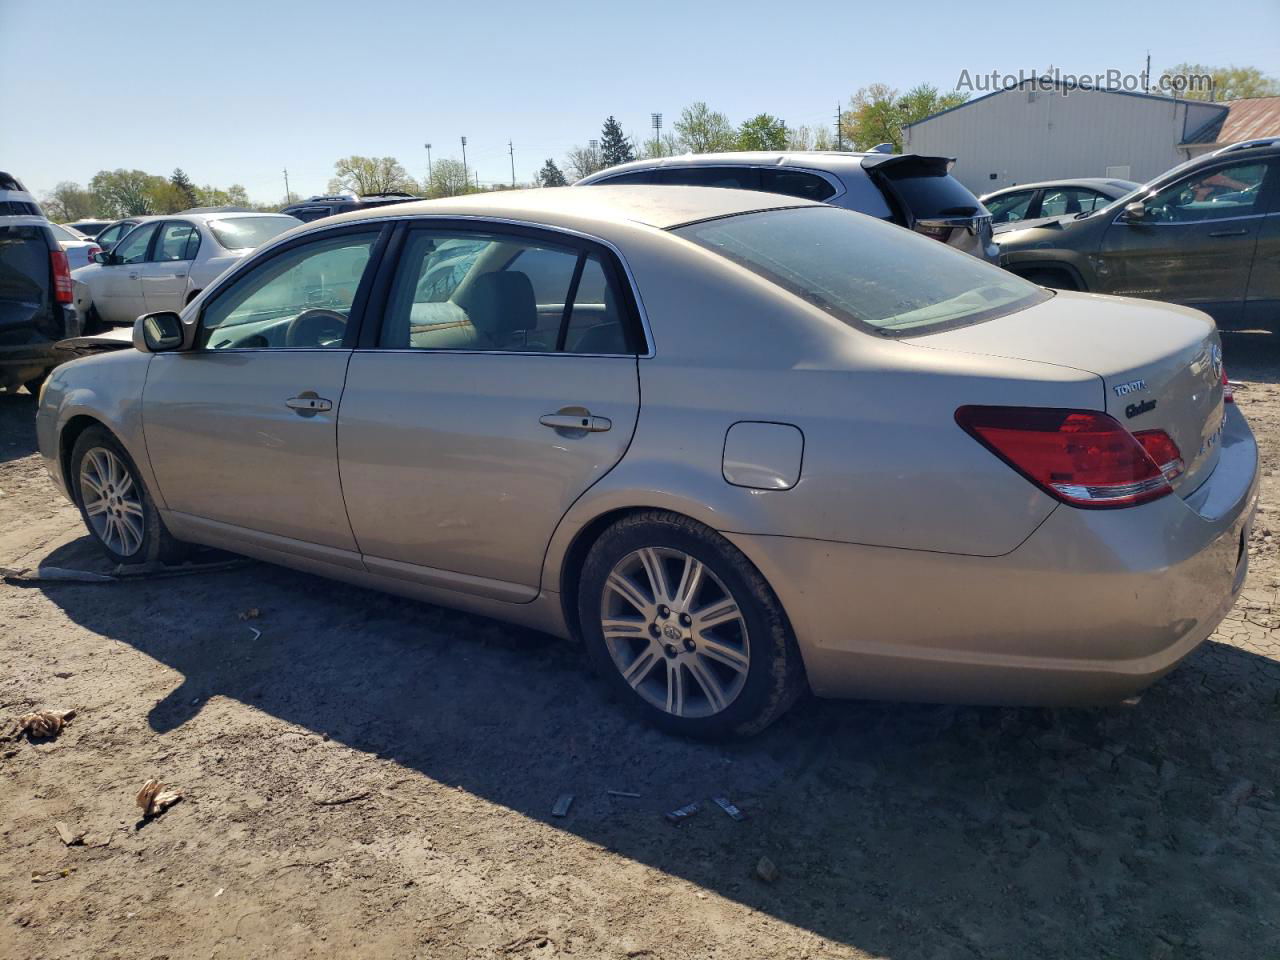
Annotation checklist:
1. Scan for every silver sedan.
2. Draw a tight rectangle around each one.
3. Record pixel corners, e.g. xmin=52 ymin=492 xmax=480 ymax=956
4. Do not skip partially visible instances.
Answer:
xmin=35 ymin=187 xmax=1258 ymax=737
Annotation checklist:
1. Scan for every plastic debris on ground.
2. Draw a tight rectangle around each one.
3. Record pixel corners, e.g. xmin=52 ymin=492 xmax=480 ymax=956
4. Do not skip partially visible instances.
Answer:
xmin=136 ymin=779 xmax=183 ymax=819
xmin=665 ymin=801 xmax=701 ymax=825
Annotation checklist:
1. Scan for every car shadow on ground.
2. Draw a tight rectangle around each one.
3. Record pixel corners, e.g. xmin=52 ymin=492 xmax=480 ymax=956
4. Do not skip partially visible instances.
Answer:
xmin=0 ymin=391 xmax=38 ymax=465
xmin=29 ymin=531 xmax=1280 ymax=959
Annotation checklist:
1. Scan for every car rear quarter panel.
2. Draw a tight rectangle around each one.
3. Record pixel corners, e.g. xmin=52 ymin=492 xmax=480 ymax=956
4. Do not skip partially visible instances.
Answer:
xmin=543 ymin=236 xmax=1103 ymax=590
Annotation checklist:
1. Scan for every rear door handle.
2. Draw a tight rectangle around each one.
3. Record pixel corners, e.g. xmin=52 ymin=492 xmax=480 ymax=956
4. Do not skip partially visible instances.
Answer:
xmin=286 ymin=395 xmax=333 ymax=413
xmin=540 ymin=413 xmax=611 ymax=432
xmin=1208 ymin=228 xmax=1249 ymax=237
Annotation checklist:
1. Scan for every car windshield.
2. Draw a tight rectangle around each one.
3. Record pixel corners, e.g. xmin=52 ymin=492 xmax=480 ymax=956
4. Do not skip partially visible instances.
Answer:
xmin=674 ymin=206 xmax=1047 ymax=336
xmin=209 ymin=216 xmax=299 ymax=250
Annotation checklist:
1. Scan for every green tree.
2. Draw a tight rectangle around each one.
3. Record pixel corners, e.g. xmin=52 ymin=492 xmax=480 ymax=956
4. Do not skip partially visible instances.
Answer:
xmin=737 ymin=113 xmax=789 ymax=151
xmin=1162 ymin=63 xmax=1280 ymax=101
xmin=537 ymin=158 xmax=567 ymax=187
xmin=89 ymin=169 xmax=167 ymax=217
xmin=169 ymin=168 xmax=198 ymax=208
xmin=673 ymin=101 xmax=737 ymax=153
xmin=328 ymin=155 xmax=417 ymax=195
xmin=841 ymin=83 xmax=968 ymax=152
xmin=427 ymin=158 xmax=471 ymax=197
xmin=600 ymin=116 xmax=635 ymax=167
xmin=147 ymin=180 xmax=189 ymax=213
xmin=41 ymin=181 xmax=98 ymax=221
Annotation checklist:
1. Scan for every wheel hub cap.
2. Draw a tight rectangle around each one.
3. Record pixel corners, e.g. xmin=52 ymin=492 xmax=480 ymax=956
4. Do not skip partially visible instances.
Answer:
xmin=600 ymin=546 xmax=750 ymax=719
xmin=78 ymin=447 xmax=144 ymax=558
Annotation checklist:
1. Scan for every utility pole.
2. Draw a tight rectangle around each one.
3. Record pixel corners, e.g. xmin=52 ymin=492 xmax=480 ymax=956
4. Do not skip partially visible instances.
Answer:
xmin=508 ymin=140 xmax=516 ymax=187
xmin=475 ymin=171 xmax=480 ymax=190
xmin=424 ymin=142 xmax=433 ymax=187
xmin=283 ymin=167 xmax=291 ymax=203
xmin=1143 ymin=51 xmax=1151 ymax=92
xmin=651 ymin=113 xmax=663 ymax=157
xmin=589 ymin=138 xmax=600 ymax=174
xmin=461 ymin=136 xmax=468 ymax=188
xmin=834 ymin=103 xmax=843 ymax=151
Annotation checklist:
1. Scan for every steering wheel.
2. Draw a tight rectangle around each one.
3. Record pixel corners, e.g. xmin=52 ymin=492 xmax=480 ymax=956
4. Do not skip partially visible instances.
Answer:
xmin=285 ymin=309 xmax=347 ymax=347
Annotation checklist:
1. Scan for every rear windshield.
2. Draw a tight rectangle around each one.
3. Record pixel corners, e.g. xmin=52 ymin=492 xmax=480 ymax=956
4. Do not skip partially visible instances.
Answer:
xmin=876 ymin=163 xmax=983 ymax=218
xmin=0 ymin=224 xmax=50 ymax=306
xmin=674 ymin=206 xmax=1047 ymax=337
xmin=209 ymin=216 xmax=299 ymax=250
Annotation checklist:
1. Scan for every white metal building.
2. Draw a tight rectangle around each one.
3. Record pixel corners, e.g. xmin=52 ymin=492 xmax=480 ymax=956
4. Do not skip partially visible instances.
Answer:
xmin=902 ymin=80 xmax=1228 ymax=193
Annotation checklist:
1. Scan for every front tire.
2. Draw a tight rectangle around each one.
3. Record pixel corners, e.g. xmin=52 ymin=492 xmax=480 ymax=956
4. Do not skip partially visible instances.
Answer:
xmin=578 ymin=511 xmax=805 ymax=738
xmin=70 ymin=426 xmax=187 ymax=566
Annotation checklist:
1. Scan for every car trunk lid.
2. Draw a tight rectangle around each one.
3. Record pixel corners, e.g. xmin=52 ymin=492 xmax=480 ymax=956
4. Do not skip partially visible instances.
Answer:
xmin=915 ymin=290 xmax=1226 ymax=495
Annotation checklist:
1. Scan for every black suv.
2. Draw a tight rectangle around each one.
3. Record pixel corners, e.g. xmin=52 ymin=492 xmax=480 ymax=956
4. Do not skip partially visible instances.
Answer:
xmin=280 ymin=192 xmax=421 ymax=223
xmin=998 ymin=138 xmax=1280 ymax=328
xmin=0 ymin=222 xmax=81 ymax=393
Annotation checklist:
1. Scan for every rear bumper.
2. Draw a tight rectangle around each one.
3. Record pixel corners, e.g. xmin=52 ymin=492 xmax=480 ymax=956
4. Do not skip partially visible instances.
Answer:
xmin=727 ymin=405 xmax=1259 ymax=705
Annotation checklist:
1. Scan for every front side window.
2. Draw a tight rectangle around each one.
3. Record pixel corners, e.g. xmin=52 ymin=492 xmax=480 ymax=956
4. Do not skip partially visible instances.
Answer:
xmin=660 ymin=167 xmax=761 ymax=190
xmin=1143 ymin=162 xmax=1270 ymax=222
xmin=154 ymin=222 xmax=199 ymax=262
xmin=95 ymin=222 xmax=130 ymax=251
xmin=209 ymin=216 xmax=298 ymax=251
xmin=984 ymin=190 xmax=1034 ymax=223
xmin=675 ymin=206 xmax=1047 ymax=337
xmin=197 ymin=231 xmax=378 ymax=349
xmin=1039 ymin=187 xmax=1112 ymax=218
xmin=758 ymin=169 xmax=837 ymax=201
xmin=380 ymin=229 xmax=635 ymax=354
xmin=114 ymin=223 xmax=158 ymax=264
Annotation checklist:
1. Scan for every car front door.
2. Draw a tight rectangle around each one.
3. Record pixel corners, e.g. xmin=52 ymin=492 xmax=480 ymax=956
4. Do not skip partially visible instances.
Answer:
xmin=140 ymin=220 xmax=200 ymax=313
xmin=1242 ymin=160 xmax=1280 ymax=330
xmin=96 ymin=222 xmax=156 ymax=324
xmin=142 ymin=225 xmax=385 ymax=558
xmin=1097 ymin=159 xmax=1272 ymax=324
xmin=337 ymin=222 xmax=643 ymax=600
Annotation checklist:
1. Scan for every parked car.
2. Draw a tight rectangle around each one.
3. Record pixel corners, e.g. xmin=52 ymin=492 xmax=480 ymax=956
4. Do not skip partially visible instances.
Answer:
xmin=0 ymin=171 xmax=43 ymax=217
xmin=0 ymin=215 xmax=80 ymax=394
xmin=576 ymin=151 xmax=999 ymax=263
xmin=90 ymin=217 xmax=148 ymax=254
xmin=37 ymin=186 xmax=1255 ymax=737
xmin=48 ymin=222 xmax=101 ymax=270
xmin=981 ymin=178 xmax=1139 ymax=233
xmin=997 ymin=139 xmax=1280 ymax=328
xmin=65 ymin=219 xmax=114 ymax=239
xmin=71 ymin=212 xmax=301 ymax=327
xmin=280 ymin=192 xmax=420 ymax=223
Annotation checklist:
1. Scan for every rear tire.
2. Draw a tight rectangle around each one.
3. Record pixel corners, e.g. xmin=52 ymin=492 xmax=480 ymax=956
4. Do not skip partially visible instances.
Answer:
xmin=69 ymin=426 xmax=188 ymax=566
xmin=578 ymin=510 xmax=805 ymax=738
xmin=83 ymin=304 xmax=107 ymax=335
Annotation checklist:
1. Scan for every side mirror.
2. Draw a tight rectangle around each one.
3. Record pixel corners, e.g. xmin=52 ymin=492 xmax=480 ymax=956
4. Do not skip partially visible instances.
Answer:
xmin=92 ymin=251 xmax=111 ymax=265
xmin=1121 ymin=200 xmax=1148 ymax=223
xmin=134 ymin=312 xmax=184 ymax=353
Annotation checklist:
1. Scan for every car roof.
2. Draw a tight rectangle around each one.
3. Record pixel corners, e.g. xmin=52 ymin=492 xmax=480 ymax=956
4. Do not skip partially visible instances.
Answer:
xmin=981 ymin=178 xmax=1136 ymax=198
xmin=578 ymin=151 xmax=899 ymax=182
xmin=315 ymin=185 xmax=819 ymax=234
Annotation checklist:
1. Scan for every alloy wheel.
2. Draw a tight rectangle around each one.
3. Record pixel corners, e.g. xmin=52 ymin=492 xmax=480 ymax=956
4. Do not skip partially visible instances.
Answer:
xmin=600 ymin=547 xmax=750 ymax=718
xmin=78 ymin=446 xmax=144 ymax=558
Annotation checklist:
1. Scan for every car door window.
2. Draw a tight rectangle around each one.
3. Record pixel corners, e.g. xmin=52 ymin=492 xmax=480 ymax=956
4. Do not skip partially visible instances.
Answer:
xmin=659 ymin=166 xmax=761 ymax=190
xmin=96 ymin=223 xmax=127 ymax=250
xmin=984 ymin=190 xmax=1035 ymax=223
xmin=380 ymin=229 xmax=637 ymax=354
xmin=758 ymin=169 xmax=837 ymax=201
xmin=196 ymin=231 xmax=379 ymax=350
xmin=1039 ymin=187 xmax=1113 ymax=218
xmin=597 ymin=170 xmax=662 ymax=185
xmin=153 ymin=222 xmax=199 ymax=262
xmin=1143 ymin=162 xmax=1269 ymax=222
xmin=113 ymin=223 xmax=158 ymax=264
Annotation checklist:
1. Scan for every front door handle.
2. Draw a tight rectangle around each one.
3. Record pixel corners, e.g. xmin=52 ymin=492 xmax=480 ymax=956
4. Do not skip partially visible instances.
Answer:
xmin=540 ymin=412 xmax=611 ymax=432
xmin=286 ymin=395 xmax=333 ymax=413
xmin=1208 ymin=228 xmax=1249 ymax=237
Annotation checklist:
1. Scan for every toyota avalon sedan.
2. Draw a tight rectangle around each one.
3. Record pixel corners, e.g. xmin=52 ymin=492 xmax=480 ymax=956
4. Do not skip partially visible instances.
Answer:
xmin=35 ymin=187 xmax=1258 ymax=738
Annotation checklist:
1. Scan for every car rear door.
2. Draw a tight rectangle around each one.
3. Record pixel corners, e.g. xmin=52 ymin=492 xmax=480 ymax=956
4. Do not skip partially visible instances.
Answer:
xmin=337 ymin=221 xmax=643 ymax=600
xmin=1242 ymin=159 xmax=1280 ymax=330
xmin=96 ymin=221 xmax=156 ymax=323
xmin=140 ymin=220 xmax=199 ymax=313
xmin=1097 ymin=158 xmax=1272 ymax=324
xmin=142 ymin=225 xmax=386 ymax=558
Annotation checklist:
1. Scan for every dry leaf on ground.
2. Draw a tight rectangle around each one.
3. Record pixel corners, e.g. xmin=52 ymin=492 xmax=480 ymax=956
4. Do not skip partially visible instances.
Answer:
xmin=136 ymin=779 xmax=183 ymax=818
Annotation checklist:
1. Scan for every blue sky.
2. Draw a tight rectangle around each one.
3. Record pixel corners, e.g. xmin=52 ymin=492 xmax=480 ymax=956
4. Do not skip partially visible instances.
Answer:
xmin=3 ymin=0 xmax=1278 ymax=203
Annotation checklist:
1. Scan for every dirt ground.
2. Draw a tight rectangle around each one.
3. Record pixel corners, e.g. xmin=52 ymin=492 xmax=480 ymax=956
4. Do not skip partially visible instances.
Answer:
xmin=3 ymin=332 xmax=1280 ymax=960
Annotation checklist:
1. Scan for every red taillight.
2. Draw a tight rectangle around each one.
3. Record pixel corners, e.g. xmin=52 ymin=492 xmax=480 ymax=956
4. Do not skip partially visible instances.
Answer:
xmin=50 ymin=249 xmax=73 ymax=304
xmin=1221 ymin=367 xmax=1234 ymax=404
xmin=1133 ymin=429 xmax=1185 ymax=481
xmin=87 ymin=244 xmax=101 ymax=261
xmin=955 ymin=406 xmax=1177 ymax=508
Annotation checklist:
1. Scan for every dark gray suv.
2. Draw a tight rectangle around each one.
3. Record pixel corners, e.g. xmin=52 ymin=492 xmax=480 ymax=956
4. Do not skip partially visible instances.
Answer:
xmin=998 ymin=139 xmax=1280 ymax=329
xmin=576 ymin=151 xmax=998 ymax=263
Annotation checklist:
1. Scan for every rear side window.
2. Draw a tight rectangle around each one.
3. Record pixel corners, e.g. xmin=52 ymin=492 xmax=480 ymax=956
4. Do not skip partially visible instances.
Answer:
xmin=154 ymin=222 xmax=199 ymax=262
xmin=985 ymin=190 xmax=1035 ymax=224
xmin=596 ymin=170 xmax=664 ymax=186
xmin=658 ymin=167 xmax=762 ymax=190
xmin=675 ymin=206 xmax=1046 ymax=337
xmin=380 ymin=228 xmax=637 ymax=354
xmin=210 ymin=216 xmax=297 ymax=250
xmin=758 ymin=170 xmax=836 ymax=201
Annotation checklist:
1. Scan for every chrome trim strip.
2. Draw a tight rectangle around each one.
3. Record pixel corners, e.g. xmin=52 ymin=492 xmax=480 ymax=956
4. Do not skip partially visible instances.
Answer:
xmin=1112 ymin=211 xmax=1267 ymax=227
xmin=192 ymin=213 xmax=658 ymax=359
